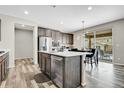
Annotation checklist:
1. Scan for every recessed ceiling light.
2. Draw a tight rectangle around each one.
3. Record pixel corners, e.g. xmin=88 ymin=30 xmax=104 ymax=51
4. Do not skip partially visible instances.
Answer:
xmin=24 ymin=10 xmax=29 ymax=15
xmin=60 ymin=21 xmax=63 ymax=24
xmin=88 ymin=6 xmax=92 ymax=10
xmin=50 ymin=5 xmax=56 ymax=8
xmin=22 ymin=24 xmax=25 ymax=27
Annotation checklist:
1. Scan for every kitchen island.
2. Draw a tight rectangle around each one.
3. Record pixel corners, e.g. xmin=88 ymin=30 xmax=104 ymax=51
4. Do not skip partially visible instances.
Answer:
xmin=38 ymin=51 xmax=91 ymax=88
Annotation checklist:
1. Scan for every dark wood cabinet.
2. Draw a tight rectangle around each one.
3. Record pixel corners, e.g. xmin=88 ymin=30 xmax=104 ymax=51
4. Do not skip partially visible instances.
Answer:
xmin=38 ymin=27 xmax=46 ymax=36
xmin=51 ymin=55 xmax=81 ymax=88
xmin=38 ymin=27 xmax=52 ymax=37
xmin=63 ymin=33 xmax=73 ymax=45
xmin=45 ymin=54 xmax=51 ymax=77
xmin=59 ymin=32 xmax=63 ymax=44
xmin=38 ymin=52 xmax=42 ymax=68
xmin=38 ymin=52 xmax=51 ymax=78
xmin=66 ymin=34 xmax=70 ymax=44
xmin=0 ymin=52 xmax=9 ymax=85
xmin=38 ymin=52 xmax=81 ymax=88
xmin=51 ymin=30 xmax=61 ymax=42
xmin=38 ymin=27 xmax=73 ymax=45
xmin=62 ymin=33 xmax=67 ymax=44
xmin=51 ymin=30 xmax=56 ymax=41
xmin=46 ymin=29 xmax=52 ymax=37
xmin=0 ymin=61 xmax=2 ymax=85
xmin=1 ymin=60 xmax=5 ymax=80
xmin=56 ymin=31 xmax=60 ymax=41
xmin=68 ymin=34 xmax=73 ymax=44
xmin=41 ymin=53 xmax=46 ymax=72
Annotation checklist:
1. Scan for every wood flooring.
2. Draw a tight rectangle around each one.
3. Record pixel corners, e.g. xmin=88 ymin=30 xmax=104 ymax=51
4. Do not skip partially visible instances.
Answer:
xmin=0 ymin=58 xmax=124 ymax=88
xmin=85 ymin=62 xmax=124 ymax=88
xmin=0 ymin=58 xmax=56 ymax=88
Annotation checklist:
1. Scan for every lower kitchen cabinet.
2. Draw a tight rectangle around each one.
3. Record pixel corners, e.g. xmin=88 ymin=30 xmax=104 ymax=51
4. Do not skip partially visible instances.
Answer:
xmin=0 ymin=52 xmax=9 ymax=85
xmin=38 ymin=52 xmax=81 ymax=88
xmin=51 ymin=55 xmax=81 ymax=88
xmin=41 ymin=53 xmax=46 ymax=72
xmin=38 ymin=52 xmax=51 ymax=78
xmin=38 ymin=52 xmax=42 ymax=68
xmin=0 ymin=62 xmax=2 ymax=85
xmin=1 ymin=60 xmax=5 ymax=80
xmin=45 ymin=54 xmax=51 ymax=77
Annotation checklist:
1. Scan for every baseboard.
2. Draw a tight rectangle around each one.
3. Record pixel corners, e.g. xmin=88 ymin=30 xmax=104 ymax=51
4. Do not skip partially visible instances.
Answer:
xmin=8 ymin=65 xmax=15 ymax=69
xmin=15 ymin=57 xmax=33 ymax=60
xmin=113 ymin=62 xmax=124 ymax=66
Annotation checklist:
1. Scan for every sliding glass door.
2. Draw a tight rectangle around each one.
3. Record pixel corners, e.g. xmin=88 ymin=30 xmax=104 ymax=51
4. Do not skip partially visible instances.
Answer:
xmin=96 ymin=30 xmax=112 ymax=63
xmin=84 ymin=29 xmax=112 ymax=63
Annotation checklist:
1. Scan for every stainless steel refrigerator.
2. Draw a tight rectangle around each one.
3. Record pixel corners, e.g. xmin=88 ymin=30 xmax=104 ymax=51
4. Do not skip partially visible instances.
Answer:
xmin=39 ymin=36 xmax=52 ymax=51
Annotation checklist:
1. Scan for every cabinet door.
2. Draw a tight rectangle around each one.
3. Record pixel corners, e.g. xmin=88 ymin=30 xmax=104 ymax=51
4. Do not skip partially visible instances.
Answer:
xmin=1 ymin=61 xmax=5 ymax=80
xmin=4 ymin=58 xmax=7 ymax=76
xmin=0 ymin=62 xmax=2 ymax=84
xmin=51 ymin=30 xmax=56 ymax=41
xmin=41 ymin=54 xmax=46 ymax=72
xmin=51 ymin=56 xmax=63 ymax=87
xmin=66 ymin=34 xmax=70 ymax=44
xmin=46 ymin=29 xmax=52 ymax=37
xmin=59 ymin=32 xmax=63 ymax=44
xmin=45 ymin=54 xmax=51 ymax=77
xmin=56 ymin=31 xmax=60 ymax=41
xmin=69 ymin=34 xmax=73 ymax=44
xmin=38 ymin=53 xmax=42 ymax=69
xmin=62 ymin=33 xmax=66 ymax=44
xmin=38 ymin=28 xmax=46 ymax=36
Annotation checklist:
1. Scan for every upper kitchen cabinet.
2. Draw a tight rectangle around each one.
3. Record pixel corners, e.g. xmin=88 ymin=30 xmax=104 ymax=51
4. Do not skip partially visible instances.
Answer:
xmin=62 ymin=33 xmax=73 ymax=45
xmin=56 ymin=31 xmax=61 ymax=41
xmin=68 ymin=34 xmax=73 ymax=45
xmin=38 ymin=27 xmax=73 ymax=45
xmin=51 ymin=30 xmax=60 ymax=41
xmin=46 ymin=29 xmax=52 ymax=37
xmin=38 ymin=27 xmax=46 ymax=36
xmin=62 ymin=33 xmax=67 ymax=44
xmin=59 ymin=32 xmax=63 ymax=43
xmin=51 ymin=30 xmax=56 ymax=41
xmin=38 ymin=27 xmax=52 ymax=37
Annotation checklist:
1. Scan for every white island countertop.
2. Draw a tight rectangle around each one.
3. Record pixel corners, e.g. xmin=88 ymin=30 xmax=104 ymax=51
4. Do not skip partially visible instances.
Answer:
xmin=0 ymin=49 xmax=9 ymax=57
xmin=38 ymin=50 xmax=92 ymax=57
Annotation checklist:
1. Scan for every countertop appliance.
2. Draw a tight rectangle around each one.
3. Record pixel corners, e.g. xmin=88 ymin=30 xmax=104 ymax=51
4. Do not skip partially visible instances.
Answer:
xmin=39 ymin=36 xmax=52 ymax=51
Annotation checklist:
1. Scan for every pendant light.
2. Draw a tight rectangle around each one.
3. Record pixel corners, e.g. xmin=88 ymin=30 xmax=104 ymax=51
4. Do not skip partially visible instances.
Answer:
xmin=82 ymin=20 xmax=85 ymax=33
xmin=82 ymin=20 xmax=86 ymax=50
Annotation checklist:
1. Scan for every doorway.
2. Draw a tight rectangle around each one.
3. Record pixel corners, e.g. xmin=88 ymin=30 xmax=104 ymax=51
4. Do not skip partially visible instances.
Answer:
xmin=84 ymin=29 xmax=112 ymax=63
xmin=15 ymin=23 xmax=34 ymax=63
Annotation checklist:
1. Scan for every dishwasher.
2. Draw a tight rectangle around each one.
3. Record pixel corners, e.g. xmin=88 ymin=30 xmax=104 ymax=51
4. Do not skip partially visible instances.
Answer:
xmin=51 ymin=55 xmax=64 ymax=87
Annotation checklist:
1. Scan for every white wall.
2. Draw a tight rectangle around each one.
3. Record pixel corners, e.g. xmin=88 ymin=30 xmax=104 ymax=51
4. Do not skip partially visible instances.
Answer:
xmin=72 ymin=19 xmax=124 ymax=66
xmin=15 ymin=29 xmax=33 ymax=59
xmin=0 ymin=14 xmax=38 ymax=68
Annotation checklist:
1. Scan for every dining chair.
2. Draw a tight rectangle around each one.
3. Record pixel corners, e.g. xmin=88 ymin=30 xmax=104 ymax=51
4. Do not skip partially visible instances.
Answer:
xmin=85 ymin=48 xmax=98 ymax=67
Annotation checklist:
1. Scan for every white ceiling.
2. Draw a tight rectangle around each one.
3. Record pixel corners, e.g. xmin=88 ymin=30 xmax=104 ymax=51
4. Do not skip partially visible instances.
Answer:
xmin=0 ymin=5 xmax=124 ymax=32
